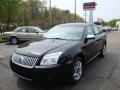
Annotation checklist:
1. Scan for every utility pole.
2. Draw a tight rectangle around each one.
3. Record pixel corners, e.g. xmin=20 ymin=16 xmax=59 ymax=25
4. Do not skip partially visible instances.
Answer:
xmin=84 ymin=10 xmax=87 ymax=22
xmin=49 ymin=0 xmax=52 ymax=28
xmin=74 ymin=0 xmax=77 ymax=22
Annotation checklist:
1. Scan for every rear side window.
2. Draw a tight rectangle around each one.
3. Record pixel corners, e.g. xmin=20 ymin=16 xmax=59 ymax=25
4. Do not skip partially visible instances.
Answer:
xmin=93 ymin=25 xmax=101 ymax=35
xmin=16 ymin=28 xmax=27 ymax=33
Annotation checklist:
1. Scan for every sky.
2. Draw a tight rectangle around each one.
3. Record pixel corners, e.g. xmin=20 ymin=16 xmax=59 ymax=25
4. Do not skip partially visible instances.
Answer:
xmin=45 ymin=0 xmax=120 ymax=22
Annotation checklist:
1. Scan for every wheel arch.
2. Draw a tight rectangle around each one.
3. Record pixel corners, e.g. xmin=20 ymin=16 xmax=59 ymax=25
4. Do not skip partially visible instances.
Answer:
xmin=73 ymin=51 xmax=86 ymax=66
xmin=9 ymin=36 xmax=19 ymax=41
xmin=9 ymin=36 xmax=20 ymax=44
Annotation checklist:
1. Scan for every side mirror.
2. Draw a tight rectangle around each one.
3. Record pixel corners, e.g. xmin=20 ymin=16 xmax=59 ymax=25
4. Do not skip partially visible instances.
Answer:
xmin=84 ymin=35 xmax=95 ymax=43
xmin=87 ymin=35 xmax=95 ymax=39
xmin=35 ymin=31 xmax=39 ymax=34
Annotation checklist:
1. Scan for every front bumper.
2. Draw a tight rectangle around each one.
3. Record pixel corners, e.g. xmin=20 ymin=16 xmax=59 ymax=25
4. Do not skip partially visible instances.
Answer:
xmin=10 ymin=60 xmax=71 ymax=82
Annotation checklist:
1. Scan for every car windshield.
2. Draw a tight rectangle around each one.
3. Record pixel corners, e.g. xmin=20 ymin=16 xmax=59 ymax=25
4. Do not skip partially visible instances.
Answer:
xmin=44 ymin=25 xmax=85 ymax=40
xmin=14 ymin=27 xmax=22 ymax=32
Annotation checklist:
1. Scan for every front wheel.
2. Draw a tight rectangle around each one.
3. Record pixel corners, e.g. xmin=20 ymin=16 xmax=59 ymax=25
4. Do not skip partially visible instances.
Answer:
xmin=10 ymin=37 xmax=19 ymax=45
xmin=69 ymin=57 xmax=83 ymax=84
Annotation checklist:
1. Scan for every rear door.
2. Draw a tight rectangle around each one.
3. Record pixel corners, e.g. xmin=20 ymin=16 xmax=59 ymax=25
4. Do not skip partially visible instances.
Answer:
xmin=26 ymin=28 xmax=43 ymax=40
xmin=15 ymin=27 xmax=29 ymax=41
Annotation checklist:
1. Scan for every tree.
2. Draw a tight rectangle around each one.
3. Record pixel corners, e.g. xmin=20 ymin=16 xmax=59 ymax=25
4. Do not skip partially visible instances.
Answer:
xmin=107 ymin=19 xmax=120 ymax=27
xmin=19 ymin=0 xmax=47 ymax=26
xmin=0 ymin=0 xmax=84 ymax=30
xmin=18 ymin=1 xmax=83 ymax=29
xmin=101 ymin=21 xmax=107 ymax=26
xmin=0 ymin=0 xmax=21 ymax=31
xmin=108 ymin=19 xmax=116 ymax=27
xmin=50 ymin=7 xmax=83 ymax=27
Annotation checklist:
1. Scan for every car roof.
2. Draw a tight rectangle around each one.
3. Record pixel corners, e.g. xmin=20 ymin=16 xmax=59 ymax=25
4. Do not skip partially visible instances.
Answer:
xmin=21 ymin=26 xmax=41 ymax=29
xmin=58 ymin=23 xmax=93 ymax=26
xmin=17 ymin=26 xmax=44 ymax=32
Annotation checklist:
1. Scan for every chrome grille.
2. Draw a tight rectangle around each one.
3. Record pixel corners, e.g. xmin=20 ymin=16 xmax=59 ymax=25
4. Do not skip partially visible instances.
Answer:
xmin=12 ymin=53 xmax=38 ymax=68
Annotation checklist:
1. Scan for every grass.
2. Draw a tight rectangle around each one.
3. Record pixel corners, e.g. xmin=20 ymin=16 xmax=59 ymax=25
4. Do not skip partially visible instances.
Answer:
xmin=0 ymin=35 xmax=6 ymax=43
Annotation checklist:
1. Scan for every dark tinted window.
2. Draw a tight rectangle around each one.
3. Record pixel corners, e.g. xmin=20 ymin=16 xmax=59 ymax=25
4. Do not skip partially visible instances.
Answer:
xmin=93 ymin=25 xmax=101 ymax=35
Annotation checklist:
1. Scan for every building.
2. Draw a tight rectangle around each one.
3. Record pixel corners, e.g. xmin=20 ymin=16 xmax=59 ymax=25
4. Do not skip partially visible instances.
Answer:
xmin=116 ymin=21 xmax=120 ymax=30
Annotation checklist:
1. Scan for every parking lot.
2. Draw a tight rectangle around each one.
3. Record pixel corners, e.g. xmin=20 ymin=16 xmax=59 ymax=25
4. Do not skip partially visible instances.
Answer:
xmin=0 ymin=31 xmax=120 ymax=90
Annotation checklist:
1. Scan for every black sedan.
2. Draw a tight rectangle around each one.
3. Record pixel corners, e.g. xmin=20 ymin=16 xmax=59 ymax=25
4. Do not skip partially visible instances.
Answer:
xmin=10 ymin=23 xmax=107 ymax=84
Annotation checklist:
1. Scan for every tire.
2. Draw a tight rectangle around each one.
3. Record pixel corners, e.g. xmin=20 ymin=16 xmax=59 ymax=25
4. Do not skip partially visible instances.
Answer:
xmin=99 ymin=45 xmax=106 ymax=57
xmin=69 ymin=57 xmax=83 ymax=84
xmin=10 ymin=37 xmax=19 ymax=45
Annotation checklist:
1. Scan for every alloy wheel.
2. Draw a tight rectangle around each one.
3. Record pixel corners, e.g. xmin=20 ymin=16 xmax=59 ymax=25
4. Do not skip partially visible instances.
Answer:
xmin=73 ymin=60 xmax=83 ymax=81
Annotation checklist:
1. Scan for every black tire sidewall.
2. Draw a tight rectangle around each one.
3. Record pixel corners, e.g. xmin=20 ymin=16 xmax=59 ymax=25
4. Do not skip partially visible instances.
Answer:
xmin=10 ymin=37 xmax=19 ymax=45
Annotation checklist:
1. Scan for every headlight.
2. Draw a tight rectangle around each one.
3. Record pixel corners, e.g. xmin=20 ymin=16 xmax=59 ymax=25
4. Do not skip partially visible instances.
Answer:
xmin=40 ymin=52 xmax=62 ymax=65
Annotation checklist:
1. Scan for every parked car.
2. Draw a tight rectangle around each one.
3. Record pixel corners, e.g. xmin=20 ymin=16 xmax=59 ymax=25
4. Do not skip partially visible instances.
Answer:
xmin=10 ymin=23 xmax=107 ymax=84
xmin=103 ymin=26 xmax=111 ymax=31
xmin=97 ymin=25 xmax=107 ymax=32
xmin=3 ymin=26 xmax=44 ymax=44
xmin=111 ymin=27 xmax=118 ymax=31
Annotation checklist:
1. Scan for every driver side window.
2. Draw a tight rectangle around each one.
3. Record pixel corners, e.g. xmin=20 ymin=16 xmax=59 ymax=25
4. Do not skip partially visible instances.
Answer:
xmin=93 ymin=25 xmax=101 ymax=35
xmin=86 ymin=26 xmax=94 ymax=35
xmin=27 ymin=28 xmax=38 ymax=33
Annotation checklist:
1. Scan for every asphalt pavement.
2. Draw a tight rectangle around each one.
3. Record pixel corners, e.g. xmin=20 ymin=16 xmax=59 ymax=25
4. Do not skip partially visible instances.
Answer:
xmin=0 ymin=31 xmax=120 ymax=90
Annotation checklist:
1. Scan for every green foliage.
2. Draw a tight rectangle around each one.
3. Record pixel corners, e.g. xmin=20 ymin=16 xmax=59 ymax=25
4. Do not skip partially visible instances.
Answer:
xmin=108 ymin=19 xmax=116 ymax=27
xmin=106 ymin=19 xmax=120 ymax=27
xmin=95 ymin=19 xmax=120 ymax=27
xmin=50 ymin=7 xmax=83 ymax=27
xmin=0 ymin=36 xmax=2 ymax=42
xmin=0 ymin=36 xmax=6 ymax=43
xmin=0 ymin=0 xmax=84 ymax=30
xmin=101 ymin=21 xmax=107 ymax=26
xmin=0 ymin=0 xmax=21 ymax=30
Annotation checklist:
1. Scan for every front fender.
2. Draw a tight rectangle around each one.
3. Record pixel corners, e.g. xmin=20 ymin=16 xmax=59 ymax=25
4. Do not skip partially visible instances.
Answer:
xmin=59 ymin=46 xmax=86 ymax=64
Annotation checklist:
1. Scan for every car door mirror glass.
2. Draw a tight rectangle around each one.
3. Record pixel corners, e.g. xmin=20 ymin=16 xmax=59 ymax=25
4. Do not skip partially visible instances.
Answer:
xmin=87 ymin=35 xmax=95 ymax=39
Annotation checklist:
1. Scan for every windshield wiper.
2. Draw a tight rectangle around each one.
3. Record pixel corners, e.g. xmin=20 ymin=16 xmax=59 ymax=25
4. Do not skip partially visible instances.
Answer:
xmin=52 ymin=38 xmax=66 ymax=40
xmin=44 ymin=37 xmax=68 ymax=40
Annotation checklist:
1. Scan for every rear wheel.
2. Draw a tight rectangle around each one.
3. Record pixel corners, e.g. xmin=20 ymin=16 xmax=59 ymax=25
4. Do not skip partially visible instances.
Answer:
xmin=69 ymin=57 xmax=83 ymax=84
xmin=10 ymin=37 xmax=19 ymax=45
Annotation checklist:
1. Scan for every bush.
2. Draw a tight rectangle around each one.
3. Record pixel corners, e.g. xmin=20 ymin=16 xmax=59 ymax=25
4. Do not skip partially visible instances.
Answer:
xmin=0 ymin=36 xmax=6 ymax=43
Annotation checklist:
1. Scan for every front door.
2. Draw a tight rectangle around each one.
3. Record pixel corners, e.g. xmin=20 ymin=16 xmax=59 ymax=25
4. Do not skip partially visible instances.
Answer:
xmin=82 ymin=25 xmax=97 ymax=61
xmin=92 ymin=25 xmax=103 ymax=53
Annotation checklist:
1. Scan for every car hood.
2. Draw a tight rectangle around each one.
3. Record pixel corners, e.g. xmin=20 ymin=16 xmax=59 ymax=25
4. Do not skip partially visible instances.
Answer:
xmin=4 ymin=32 xmax=15 ymax=35
xmin=15 ymin=39 xmax=80 ymax=57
